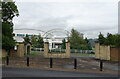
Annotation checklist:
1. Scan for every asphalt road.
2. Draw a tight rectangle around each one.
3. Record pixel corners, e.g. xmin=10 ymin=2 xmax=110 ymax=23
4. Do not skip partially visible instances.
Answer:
xmin=2 ymin=67 xmax=118 ymax=77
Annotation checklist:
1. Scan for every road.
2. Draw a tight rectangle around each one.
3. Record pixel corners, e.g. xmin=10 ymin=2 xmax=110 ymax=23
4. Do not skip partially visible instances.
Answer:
xmin=2 ymin=66 xmax=118 ymax=77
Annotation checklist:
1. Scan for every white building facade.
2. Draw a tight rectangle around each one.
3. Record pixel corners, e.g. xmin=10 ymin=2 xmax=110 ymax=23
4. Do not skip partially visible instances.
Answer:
xmin=13 ymin=29 xmax=68 ymax=50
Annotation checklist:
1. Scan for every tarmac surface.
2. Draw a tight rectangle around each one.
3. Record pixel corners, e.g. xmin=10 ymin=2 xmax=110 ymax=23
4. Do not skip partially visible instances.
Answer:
xmin=2 ymin=66 xmax=118 ymax=77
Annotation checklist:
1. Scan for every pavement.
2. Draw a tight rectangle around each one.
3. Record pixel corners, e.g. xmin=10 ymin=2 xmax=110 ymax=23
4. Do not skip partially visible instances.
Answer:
xmin=2 ymin=66 xmax=119 ymax=77
xmin=2 ymin=55 xmax=119 ymax=75
xmin=72 ymin=56 xmax=119 ymax=71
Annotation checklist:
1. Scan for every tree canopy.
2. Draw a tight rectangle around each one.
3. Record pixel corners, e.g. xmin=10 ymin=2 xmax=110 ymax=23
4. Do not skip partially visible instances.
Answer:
xmin=69 ymin=28 xmax=91 ymax=50
xmin=24 ymin=34 xmax=31 ymax=44
xmin=2 ymin=1 xmax=19 ymax=50
xmin=31 ymin=35 xmax=44 ymax=48
xmin=98 ymin=33 xmax=120 ymax=47
xmin=61 ymin=39 xmax=66 ymax=49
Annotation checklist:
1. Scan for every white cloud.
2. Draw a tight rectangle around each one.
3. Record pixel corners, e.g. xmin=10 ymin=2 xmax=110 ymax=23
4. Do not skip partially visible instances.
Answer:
xmin=15 ymin=0 xmax=119 ymax=3
xmin=13 ymin=1 xmax=118 ymax=39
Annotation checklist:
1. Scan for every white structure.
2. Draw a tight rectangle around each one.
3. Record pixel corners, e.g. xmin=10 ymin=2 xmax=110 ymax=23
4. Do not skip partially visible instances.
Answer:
xmin=44 ymin=37 xmax=67 ymax=49
xmin=13 ymin=36 xmax=24 ymax=43
xmin=13 ymin=29 xmax=69 ymax=50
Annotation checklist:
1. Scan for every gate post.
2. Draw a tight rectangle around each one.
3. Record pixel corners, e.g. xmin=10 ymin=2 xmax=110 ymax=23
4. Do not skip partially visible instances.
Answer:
xmin=44 ymin=42 xmax=49 ymax=57
xmin=66 ymin=42 xmax=70 ymax=58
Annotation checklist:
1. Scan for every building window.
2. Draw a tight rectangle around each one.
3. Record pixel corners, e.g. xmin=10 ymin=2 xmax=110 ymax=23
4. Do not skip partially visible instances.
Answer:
xmin=17 ymin=34 xmax=25 ymax=37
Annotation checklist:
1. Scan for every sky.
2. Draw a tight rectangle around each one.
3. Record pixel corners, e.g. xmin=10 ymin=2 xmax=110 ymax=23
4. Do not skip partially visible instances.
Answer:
xmin=13 ymin=0 xmax=119 ymax=39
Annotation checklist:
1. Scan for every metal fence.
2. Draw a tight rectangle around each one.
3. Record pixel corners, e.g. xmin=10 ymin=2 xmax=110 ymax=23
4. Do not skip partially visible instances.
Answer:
xmin=49 ymin=49 xmax=66 ymax=53
xmin=31 ymin=48 xmax=44 ymax=51
xmin=70 ymin=49 xmax=94 ymax=54
xmin=31 ymin=48 xmax=95 ymax=54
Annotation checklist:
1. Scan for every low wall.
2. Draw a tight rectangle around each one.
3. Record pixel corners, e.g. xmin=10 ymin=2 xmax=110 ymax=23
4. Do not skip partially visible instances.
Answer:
xmin=44 ymin=42 xmax=70 ymax=58
xmin=110 ymin=47 xmax=120 ymax=61
xmin=2 ymin=43 xmax=26 ymax=57
xmin=95 ymin=43 xmax=120 ymax=61
xmin=95 ymin=43 xmax=110 ymax=60
xmin=2 ymin=49 xmax=7 ymax=57
xmin=44 ymin=52 xmax=70 ymax=58
xmin=2 ymin=49 xmax=15 ymax=57
xmin=16 ymin=43 xmax=25 ymax=57
xmin=100 ymin=45 xmax=110 ymax=60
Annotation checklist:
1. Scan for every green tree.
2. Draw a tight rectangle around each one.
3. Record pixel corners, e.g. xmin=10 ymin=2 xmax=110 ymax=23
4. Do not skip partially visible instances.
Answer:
xmin=106 ymin=33 xmax=114 ymax=45
xmin=61 ymin=39 xmax=66 ymax=49
xmin=98 ymin=33 xmax=120 ymax=47
xmin=2 ymin=1 xmax=19 ymax=52
xmin=24 ymin=34 xmax=30 ymax=44
xmin=98 ymin=32 xmax=106 ymax=45
xmin=36 ymin=35 xmax=44 ymax=48
xmin=115 ymin=34 xmax=120 ymax=47
xmin=31 ymin=35 xmax=37 ymax=47
xmin=34 ymin=35 xmax=44 ymax=48
xmin=107 ymin=34 xmax=120 ymax=47
xmin=29 ymin=35 xmax=44 ymax=48
xmin=85 ymin=38 xmax=92 ymax=50
xmin=85 ymin=38 xmax=89 ymax=43
xmin=69 ymin=28 xmax=86 ymax=49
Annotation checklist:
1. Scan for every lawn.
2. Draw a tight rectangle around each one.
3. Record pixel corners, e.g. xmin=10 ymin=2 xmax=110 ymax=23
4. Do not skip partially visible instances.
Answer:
xmin=30 ymin=52 xmax=40 ymax=55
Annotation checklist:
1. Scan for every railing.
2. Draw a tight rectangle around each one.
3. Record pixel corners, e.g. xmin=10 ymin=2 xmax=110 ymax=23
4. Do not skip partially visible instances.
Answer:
xmin=70 ymin=49 xmax=95 ymax=57
xmin=31 ymin=48 xmax=44 ymax=51
xmin=31 ymin=48 xmax=95 ymax=54
xmin=49 ymin=49 xmax=66 ymax=53
xmin=70 ymin=49 xmax=94 ymax=54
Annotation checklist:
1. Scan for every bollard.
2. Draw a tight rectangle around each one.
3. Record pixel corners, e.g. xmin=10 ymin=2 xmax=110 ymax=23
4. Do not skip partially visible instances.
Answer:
xmin=50 ymin=58 xmax=53 ymax=68
xmin=27 ymin=57 xmax=29 ymax=67
xmin=6 ymin=56 xmax=9 ymax=65
xmin=100 ymin=60 xmax=103 ymax=71
xmin=74 ymin=58 xmax=77 ymax=69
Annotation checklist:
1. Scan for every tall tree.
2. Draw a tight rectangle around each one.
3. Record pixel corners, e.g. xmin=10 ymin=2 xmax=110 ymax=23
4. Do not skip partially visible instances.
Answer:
xmin=85 ymin=38 xmax=92 ymax=50
xmin=2 ymin=1 xmax=19 ymax=52
xmin=98 ymin=33 xmax=120 ymax=47
xmin=24 ymin=34 xmax=30 ymax=44
xmin=115 ymin=34 xmax=120 ymax=47
xmin=61 ymin=39 xmax=66 ymax=49
xmin=31 ymin=35 xmax=37 ymax=48
xmin=69 ymin=28 xmax=86 ymax=49
xmin=106 ymin=33 xmax=114 ymax=45
xmin=36 ymin=35 xmax=44 ymax=48
xmin=27 ymin=35 xmax=44 ymax=48
xmin=98 ymin=32 xmax=105 ymax=45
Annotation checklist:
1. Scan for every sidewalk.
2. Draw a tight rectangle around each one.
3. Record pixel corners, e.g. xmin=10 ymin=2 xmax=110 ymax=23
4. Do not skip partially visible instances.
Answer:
xmin=2 ymin=56 xmax=119 ymax=75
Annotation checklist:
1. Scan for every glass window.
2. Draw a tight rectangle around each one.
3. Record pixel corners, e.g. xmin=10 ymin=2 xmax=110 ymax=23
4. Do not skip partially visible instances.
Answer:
xmin=17 ymin=34 xmax=25 ymax=37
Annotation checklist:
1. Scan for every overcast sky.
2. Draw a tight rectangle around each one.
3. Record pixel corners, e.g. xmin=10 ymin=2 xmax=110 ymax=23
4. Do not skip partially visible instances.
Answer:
xmin=13 ymin=0 xmax=119 ymax=39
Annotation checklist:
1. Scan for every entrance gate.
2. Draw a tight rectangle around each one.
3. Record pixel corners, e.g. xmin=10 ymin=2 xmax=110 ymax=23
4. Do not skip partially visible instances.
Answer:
xmin=44 ymin=42 xmax=70 ymax=58
xmin=43 ymin=28 xmax=71 ymax=58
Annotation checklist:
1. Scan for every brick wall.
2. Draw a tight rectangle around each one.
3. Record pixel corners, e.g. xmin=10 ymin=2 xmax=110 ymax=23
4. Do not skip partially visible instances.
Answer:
xmin=44 ymin=42 xmax=70 ymax=58
xmin=110 ymin=47 xmax=120 ymax=61
xmin=2 ymin=49 xmax=7 ymax=57
xmin=95 ymin=43 xmax=110 ymax=60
